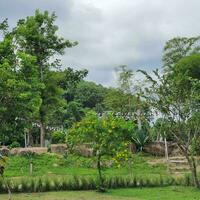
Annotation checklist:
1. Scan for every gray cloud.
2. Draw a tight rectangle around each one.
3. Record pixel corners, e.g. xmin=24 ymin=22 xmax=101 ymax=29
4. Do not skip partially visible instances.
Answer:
xmin=0 ymin=0 xmax=200 ymax=86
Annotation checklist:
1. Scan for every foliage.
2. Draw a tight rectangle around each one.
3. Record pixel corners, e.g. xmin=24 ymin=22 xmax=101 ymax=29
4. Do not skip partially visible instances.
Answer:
xmin=173 ymin=54 xmax=200 ymax=80
xmin=132 ymin=129 xmax=149 ymax=151
xmin=0 ymin=11 xmax=87 ymax=146
xmin=51 ymin=131 xmax=66 ymax=144
xmin=74 ymin=81 xmax=106 ymax=110
xmin=163 ymin=36 xmax=200 ymax=70
xmin=67 ymin=111 xmax=134 ymax=158
xmin=11 ymin=9 xmax=87 ymax=147
xmin=0 ymin=154 xmax=11 ymax=199
xmin=140 ymin=55 xmax=200 ymax=187
xmin=8 ymin=141 xmax=21 ymax=149
xmin=0 ymin=154 xmax=7 ymax=177
xmin=63 ymin=101 xmax=85 ymax=129
xmin=103 ymin=88 xmax=136 ymax=117
xmin=67 ymin=112 xmax=135 ymax=191
xmin=150 ymin=118 xmax=173 ymax=141
xmin=115 ymin=65 xmax=134 ymax=94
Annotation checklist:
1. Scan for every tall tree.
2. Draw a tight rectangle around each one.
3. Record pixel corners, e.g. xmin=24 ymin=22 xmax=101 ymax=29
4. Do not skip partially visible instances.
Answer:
xmin=13 ymin=10 xmax=78 ymax=146
xmin=74 ymin=81 xmax=106 ymax=110
xmin=163 ymin=36 xmax=200 ymax=71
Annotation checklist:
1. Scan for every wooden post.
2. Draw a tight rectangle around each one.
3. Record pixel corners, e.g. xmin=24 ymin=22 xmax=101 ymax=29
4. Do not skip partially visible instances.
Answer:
xmin=30 ymin=161 xmax=33 ymax=175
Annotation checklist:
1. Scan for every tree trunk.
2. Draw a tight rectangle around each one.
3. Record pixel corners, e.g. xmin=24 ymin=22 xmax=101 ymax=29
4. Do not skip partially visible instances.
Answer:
xmin=164 ymin=138 xmax=169 ymax=172
xmin=97 ymin=152 xmax=105 ymax=192
xmin=137 ymin=108 xmax=142 ymax=130
xmin=40 ymin=121 xmax=45 ymax=147
xmin=185 ymin=153 xmax=200 ymax=188
xmin=28 ymin=130 xmax=34 ymax=146
xmin=24 ymin=132 xmax=27 ymax=148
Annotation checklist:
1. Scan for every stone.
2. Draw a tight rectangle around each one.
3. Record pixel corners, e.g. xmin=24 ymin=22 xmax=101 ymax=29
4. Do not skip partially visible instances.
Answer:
xmin=75 ymin=144 xmax=93 ymax=157
xmin=143 ymin=142 xmax=170 ymax=156
xmin=10 ymin=147 xmax=48 ymax=155
xmin=0 ymin=147 xmax=10 ymax=156
xmin=51 ymin=144 xmax=67 ymax=154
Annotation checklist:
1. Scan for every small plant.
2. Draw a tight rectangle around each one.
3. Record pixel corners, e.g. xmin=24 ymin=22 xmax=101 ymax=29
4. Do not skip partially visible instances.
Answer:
xmin=0 ymin=153 xmax=11 ymax=199
xmin=132 ymin=129 xmax=149 ymax=152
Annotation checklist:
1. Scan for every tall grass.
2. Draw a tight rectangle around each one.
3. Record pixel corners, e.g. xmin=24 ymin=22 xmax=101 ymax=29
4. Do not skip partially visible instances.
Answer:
xmin=0 ymin=175 xmax=194 ymax=194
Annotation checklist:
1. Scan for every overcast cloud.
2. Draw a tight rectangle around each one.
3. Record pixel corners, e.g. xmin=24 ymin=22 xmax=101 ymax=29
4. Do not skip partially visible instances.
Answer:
xmin=0 ymin=0 xmax=200 ymax=86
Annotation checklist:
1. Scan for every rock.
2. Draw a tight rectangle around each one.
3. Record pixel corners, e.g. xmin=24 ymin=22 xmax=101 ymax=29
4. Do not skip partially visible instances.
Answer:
xmin=144 ymin=142 xmax=173 ymax=156
xmin=10 ymin=147 xmax=48 ymax=155
xmin=75 ymin=144 xmax=93 ymax=157
xmin=0 ymin=147 xmax=10 ymax=156
xmin=51 ymin=144 xmax=67 ymax=154
xmin=18 ymin=149 xmax=36 ymax=156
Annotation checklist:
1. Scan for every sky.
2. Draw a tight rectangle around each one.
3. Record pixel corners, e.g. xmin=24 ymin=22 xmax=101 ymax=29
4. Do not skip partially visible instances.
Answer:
xmin=0 ymin=0 xmax=200 ymax=86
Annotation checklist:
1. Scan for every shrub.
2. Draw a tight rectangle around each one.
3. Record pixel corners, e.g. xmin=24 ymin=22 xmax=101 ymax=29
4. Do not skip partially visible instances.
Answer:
xmin=9 ymin=141 xmax=20 ymax=149
xmin=51 ymin=131 xmax=66 ymax=144
xmin=132 ymin=129 xmax=149 ymax=152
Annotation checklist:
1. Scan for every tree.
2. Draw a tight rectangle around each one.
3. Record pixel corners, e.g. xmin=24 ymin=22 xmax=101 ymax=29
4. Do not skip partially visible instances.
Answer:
xmin=150 ymin=118 xmax=172 ymax=141
xmin=140 ymin=63 xmax=200 ymax=188
xmin=173 ymin=54 xmax=200 ymax=80
xmin=74 ymin=81 xmax=106 ymax=110
xmin=63 ymin=101 xmax=85 ymax=129
xmin=16 ymin=52 xmax=43 ymax=146
xmin=0 ymin=11 xmax=88 ymax=146
xmin=67 ymin=111 xmax=134 ymax=191
xmin=0 ymin=23 xmax=43 ymax=146
xmin=13 ymin=10 xmax=79 ymax=146
xmin=0 ymin=26 xmax=42 ymax=146
xmin=50 ymin=69 xmax=88 ymax=129
xmin=163 ymin=36 xmax=200 ymax=71
xmin=103 ymin=88 xmax=135 ymax=117
xmin=0 ymin=20 xmax=17 ymax=144
xmin=115 ymin=65 xmax=134 ymax=94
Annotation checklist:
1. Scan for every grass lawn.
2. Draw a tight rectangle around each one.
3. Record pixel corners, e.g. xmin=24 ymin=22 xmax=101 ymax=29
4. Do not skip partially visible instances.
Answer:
xmin=5 ymin=153 xmax=168 ymax=179
xmin=0 ymin=187 xmax=200 ymax=200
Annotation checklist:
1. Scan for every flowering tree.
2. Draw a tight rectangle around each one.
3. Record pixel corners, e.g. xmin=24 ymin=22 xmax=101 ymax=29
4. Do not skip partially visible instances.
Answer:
xmin=67 ymin=111 xmax=135 ymax=191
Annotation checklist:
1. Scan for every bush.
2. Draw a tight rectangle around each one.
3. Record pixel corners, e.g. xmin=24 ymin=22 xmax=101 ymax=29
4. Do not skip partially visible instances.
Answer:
xmin=51 ymin=131 xmax=66 ymax=144
xmin=9 ymin=141 xmax=20 ymax=149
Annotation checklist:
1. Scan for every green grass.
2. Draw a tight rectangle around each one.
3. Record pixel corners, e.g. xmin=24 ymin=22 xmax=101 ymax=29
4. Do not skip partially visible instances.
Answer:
xmin=5 ymin=153 xmax=168 ymax=179
xmin=109 ymin=186 xmax=200 ymax=200
xmin=0 ymin=187 xmax=200 ymax=200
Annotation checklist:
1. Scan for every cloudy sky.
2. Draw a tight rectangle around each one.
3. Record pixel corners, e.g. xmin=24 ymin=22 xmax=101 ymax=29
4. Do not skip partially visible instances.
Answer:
xmin=0 ymin=0 xmax=200 ymax=86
